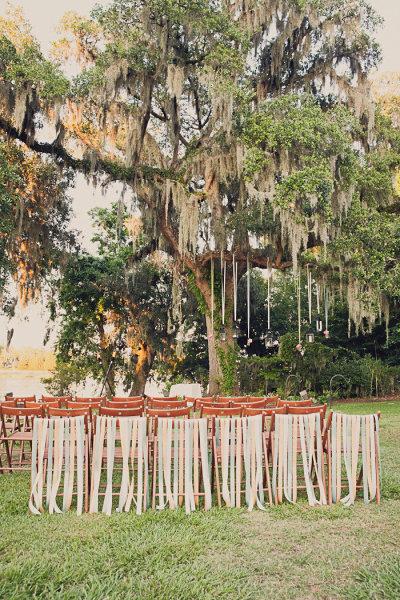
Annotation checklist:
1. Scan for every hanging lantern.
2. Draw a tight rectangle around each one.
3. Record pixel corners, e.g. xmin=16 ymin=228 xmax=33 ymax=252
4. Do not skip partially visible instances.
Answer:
xmin=315 ymin=314 xmax=323 ymax=333
xmin=233 ymin=321 xmax=240 ymax=339
xmin=220 ymin=325 xmax=227 ymax=341
xmin=306 ymin=330 xmax=315 ymax=343
xmin=264 ymin=330 xmax=274 ymax=348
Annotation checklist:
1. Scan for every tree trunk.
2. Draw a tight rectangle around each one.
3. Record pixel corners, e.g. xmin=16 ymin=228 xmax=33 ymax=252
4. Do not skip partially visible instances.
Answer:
xmin=129 ymin=342 xmax=154 ymax=396
xmin=197 ymin=268 xmax=236 ymax=395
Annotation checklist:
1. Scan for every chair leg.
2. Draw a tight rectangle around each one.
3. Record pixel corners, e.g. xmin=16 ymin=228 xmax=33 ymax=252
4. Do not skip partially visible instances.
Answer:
xmin=152 ymin=438 xmax=157 ymax=510
xmin=263 ymin=436 xmax=273 ymax=507
xmin=375 ymin=431 xmax=381 ymax=505
xmin=3 ymin=438 xmax=13 ymax=473
xmin=213 ymin=436 xmax=221 ymax=508
xmin=327 ymin=438 xmax=332 ymax=505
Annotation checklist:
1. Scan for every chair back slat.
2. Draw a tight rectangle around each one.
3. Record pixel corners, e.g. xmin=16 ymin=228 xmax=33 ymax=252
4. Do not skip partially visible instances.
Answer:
xmin=41 ymin=400 xmax=61 ymax=409
xmin=99 ymin=406 xmax=144 ymax=417
xmin=216 ymin=396 xmax=246 ymax=403
xmin=231 ymin=398 xmax=266 ymax=409
xmin=242 ymin=405 xmax=287 ymax=417
xmin=1 ymin=405 xmax=43 ymax=416
xmin=277 ymin=399 xmax=313 ymax=408
xmin=47 ymin=407 xmax=90 ymax=418
xmin=105 ymin=399 xmax=144 ymax=409
xmin=24 ymin=402 xmax=43 ymax=409
xmin=147 ymin=396 xmax=178 ymax=403
xmin=73 ymin=396 xmax=106 ymax=404
xmin=146 ymin=406 xmax=190 ymax=418
xmin=201 ymin=406 xmax=242 ymax=417
xmin=67 ymin=400 xmax=101 ymax=410
xmin=41 ymin=395 xmax=72 ymax=403
xmin=1 ymin=399 xmax=17 ymax=407
xmin=110 ymin=396 xmax=143 ymax=403
xmin=286 ymin=404 xmax=327 ymax=426
xmin=148 ymin=398 xmax=185 ymax=409
xmin=185 ymin=396 xmax=214 ymax=406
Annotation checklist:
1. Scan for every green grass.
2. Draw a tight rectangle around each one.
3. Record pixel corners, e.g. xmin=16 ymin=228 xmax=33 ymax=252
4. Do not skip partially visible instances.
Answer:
xmin=1 ymin=402 xmax=400 ymax=599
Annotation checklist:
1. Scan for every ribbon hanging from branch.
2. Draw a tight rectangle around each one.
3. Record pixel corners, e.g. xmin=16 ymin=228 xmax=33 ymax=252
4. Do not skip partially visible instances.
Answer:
xmin=247 ymin=254 xmax=251 ymax=344
xmin=211 ymin=257 xmax=214 ymax=334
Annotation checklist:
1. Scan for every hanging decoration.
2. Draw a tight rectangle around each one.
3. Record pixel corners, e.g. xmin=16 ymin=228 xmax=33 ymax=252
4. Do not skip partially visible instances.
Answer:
xmin=295 ymin=270 xmax=304 ymax=356
xmin=306 ymin=264 xmax=315 ymax=344
xmin=246 ymin=254 xmax=252 ymax=346
xmin=210 ymin=256 xmax=215 ymax=340
xmin=315 ymin=282 xmax=323 ymax=333
xmin=220 ymin=251 xmax=227 ymax=342
xmin=264 ymin=263 xmax=279 ymax=350
xmin=323 ymin=285 xmax=330 ymax=339
xmin=232 ymin=253 xmax=240 ymax=339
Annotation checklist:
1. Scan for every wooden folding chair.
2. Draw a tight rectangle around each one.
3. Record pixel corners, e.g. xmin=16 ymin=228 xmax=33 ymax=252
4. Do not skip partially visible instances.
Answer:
xmin=0 ymin=405 xmax=44 ymax=472
xmin=328 ymin=411 xmax=381 ymax=506
xmin=29 ymin=413 xmax=91 ymax=513
xmin=147 ymin=407 xmax=191 ymax=509
xmin=41 ymin=396 xmax=72 ymax=406
xmin=194 ymin=397 xmax=224 ymax=412
xmin=272 ymin=406 xmax=327 ymax=505
xmin=90 ymin=413 xmax=149 ymax=515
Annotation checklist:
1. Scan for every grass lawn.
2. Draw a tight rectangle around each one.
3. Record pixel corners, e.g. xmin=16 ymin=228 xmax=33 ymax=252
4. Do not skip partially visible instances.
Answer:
xmin=1 ymin=402 xmax=400 ymax=599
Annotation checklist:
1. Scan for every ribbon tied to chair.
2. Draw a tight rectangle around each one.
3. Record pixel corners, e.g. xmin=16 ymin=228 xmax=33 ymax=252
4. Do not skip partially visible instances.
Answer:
xmin=330 ymin=412 xmax=380 ymax=506
xmin=272 ymin=413 xmax=327 ymax=506
xmin=29 ymin=416 xmax=86 ymax=515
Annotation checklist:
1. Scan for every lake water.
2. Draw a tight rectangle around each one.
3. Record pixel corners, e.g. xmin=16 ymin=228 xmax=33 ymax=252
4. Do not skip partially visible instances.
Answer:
xmin=0 ymin=369 xmax=164 ymax=399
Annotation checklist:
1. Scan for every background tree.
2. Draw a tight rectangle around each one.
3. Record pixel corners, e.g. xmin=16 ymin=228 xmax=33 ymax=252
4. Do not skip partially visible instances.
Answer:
xmin=47 ymin=202 xmax=208 ymax=395
xmin=1 ymin=1 xmax=400 ymax=393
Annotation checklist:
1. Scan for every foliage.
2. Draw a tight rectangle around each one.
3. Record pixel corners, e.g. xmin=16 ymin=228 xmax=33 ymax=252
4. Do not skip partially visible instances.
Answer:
xmin=1 ymin=1 xmax=400 ymax=394
xmin=0 ymin=137 xmax=73 ymax=311
xmin=217 ymin=345 xmax=239 ymax=395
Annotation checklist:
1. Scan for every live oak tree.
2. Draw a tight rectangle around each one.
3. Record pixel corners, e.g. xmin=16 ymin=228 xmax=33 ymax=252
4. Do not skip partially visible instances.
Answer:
xmin=49 ymin=203 xmax=207 ymax=395
xmin=1 ymin=1 xmax=400 ymax=392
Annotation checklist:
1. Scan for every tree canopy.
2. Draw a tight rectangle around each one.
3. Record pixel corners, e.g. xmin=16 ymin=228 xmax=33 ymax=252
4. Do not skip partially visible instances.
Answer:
xmin=1 ymin=1 xmax=400 ymax=393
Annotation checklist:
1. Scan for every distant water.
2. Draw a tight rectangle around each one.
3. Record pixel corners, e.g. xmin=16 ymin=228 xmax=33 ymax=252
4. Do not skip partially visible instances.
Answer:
xmin=0 ymin=369 xmax=53 ymax=398
xmin=0 ymin=369 xmax=163 ymax=399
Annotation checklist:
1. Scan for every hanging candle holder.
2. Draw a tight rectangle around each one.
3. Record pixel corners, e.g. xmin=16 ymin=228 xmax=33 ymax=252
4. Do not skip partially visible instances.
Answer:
xmin=220 ymin=251 xmax=227 ymax=342
xmin=246 ymin=254 xmax=251 ymax=346
xmin=315 ymin=281 xmax=323 ymax=332
xmin=233 ymin=321 xmax=240 ymax=339
xmin=220 ymin=324 xmax=227 ymax=342
xmin=264 ymin=330 xmax=274 ymax=349
xmin=306 ymin=329 xmax=315 ymax=344
xmin=323 ymin=284 xmax=330 ymax=339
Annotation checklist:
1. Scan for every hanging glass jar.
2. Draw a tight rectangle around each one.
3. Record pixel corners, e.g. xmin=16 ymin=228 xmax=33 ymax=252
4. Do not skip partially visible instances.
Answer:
xmin=306 ymin=330 xmax=315 ymax=343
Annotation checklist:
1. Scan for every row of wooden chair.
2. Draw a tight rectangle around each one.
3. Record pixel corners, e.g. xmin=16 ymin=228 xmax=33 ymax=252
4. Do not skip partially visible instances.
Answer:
xmin=0 ymin=401 xmax=325 ymax=474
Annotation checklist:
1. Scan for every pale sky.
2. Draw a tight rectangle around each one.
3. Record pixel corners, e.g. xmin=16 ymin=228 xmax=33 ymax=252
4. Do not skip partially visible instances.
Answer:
xmin=0 ymin=0 xmax=399 ymax=350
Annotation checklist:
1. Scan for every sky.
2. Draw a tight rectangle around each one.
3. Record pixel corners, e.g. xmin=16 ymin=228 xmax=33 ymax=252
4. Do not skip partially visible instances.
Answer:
xmin=0 ymin=0 xmax=399 ymax=349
